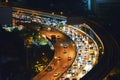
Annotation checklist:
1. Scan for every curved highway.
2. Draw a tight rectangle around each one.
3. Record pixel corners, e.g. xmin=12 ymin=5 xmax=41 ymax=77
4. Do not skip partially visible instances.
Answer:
xmin=80 ymin=19 xmax=120 ymax=80
xmin=33 ymin=26 xmax=76 ymax=80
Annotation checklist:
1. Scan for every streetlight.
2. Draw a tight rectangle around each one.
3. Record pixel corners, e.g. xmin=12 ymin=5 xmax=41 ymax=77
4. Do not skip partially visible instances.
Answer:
xmin=52 ymin=12 xmax=55 ymax=15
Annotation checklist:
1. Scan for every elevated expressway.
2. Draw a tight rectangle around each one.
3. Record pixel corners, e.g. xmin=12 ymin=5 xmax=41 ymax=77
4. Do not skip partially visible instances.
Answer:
xmin=80 ymin=19 xmax=120 ymax=80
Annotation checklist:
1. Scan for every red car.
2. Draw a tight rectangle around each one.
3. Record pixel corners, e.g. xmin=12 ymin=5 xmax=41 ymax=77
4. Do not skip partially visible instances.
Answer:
xmin=68 ymin=56 xmax=72 ymax=61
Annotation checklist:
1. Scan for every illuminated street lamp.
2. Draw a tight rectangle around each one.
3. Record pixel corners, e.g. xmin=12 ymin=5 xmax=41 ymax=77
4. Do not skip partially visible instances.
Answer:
xmin=52 ymin=12 xmax=55 ymax=15
xmin=60 ymin=11 xmax=63 ymax=15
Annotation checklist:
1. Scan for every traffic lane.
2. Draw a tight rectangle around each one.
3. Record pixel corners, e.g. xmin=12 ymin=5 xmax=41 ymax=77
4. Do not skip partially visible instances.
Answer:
xmin=39 ymin=28 xmax=76 ymax=80
xmin=33 ymin=27 xmax=76 ymax=80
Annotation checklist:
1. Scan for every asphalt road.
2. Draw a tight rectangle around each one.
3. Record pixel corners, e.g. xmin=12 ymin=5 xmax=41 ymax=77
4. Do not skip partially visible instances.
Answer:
xmin=33 ymin=27 xmax=76 ymax=80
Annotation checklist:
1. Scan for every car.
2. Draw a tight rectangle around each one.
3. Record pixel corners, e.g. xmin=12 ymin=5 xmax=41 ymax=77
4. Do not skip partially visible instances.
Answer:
xmin=57 ymin=35 xmax=61 ymax=39
xmin=54 ymin=72 xmax=59 ymax=77
xmin=63 ymin=50 xmax=67 ymax=54
xmin=57 ymin=56 xmax=62 ymax=61
xmin=67 ymin=69 xmax=72 ymax=74
xmin=46 ymin=66 xmax=53 ymax=71
xmin=63 ymin=44 xmax=69 ymax=48
xmin=62 ymin=65 xmax=67 ymax=69
xmin=72 ymin=73 xmax=75 ymax=77
xmin=68 ymin=56 xmax=72 ymax=61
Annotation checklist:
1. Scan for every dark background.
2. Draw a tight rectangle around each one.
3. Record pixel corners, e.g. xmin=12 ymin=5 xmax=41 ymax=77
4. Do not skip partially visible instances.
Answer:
xmin=0 ymin=6 xmax=12 ymax=25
